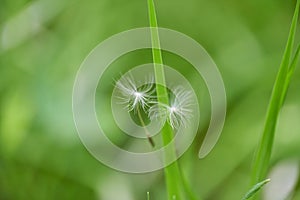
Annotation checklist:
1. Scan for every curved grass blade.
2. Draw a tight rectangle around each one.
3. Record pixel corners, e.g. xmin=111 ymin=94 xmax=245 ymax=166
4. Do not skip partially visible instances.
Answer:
xmin=280 ymin=44 xmax=300 ymax=106
xmin=251 ymin=0 xmax=300 ymax=185
xmin=242 ymin=179 xmax=270 ymax=200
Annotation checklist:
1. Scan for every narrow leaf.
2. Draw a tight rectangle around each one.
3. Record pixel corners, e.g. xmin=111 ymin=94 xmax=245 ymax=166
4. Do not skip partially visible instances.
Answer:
xmin=147 ymin=0 xmax=183 ymax=199
xmin=251 ymin=0 xmax=300 ymax=185
xmin=280 ymin=44 xmax=300 ymax=106
xmin=242 ymin=179 xmax=271 ymax=200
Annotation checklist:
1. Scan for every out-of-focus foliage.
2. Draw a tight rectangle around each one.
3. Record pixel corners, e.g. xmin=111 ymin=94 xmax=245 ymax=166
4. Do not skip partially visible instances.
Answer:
xmin=0 ymin=0 xmax=299 ymax=199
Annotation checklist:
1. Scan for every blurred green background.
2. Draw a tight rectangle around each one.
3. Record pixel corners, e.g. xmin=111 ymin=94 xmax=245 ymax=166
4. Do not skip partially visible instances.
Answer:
xmin=1 ymin=0 xmax=300 ymax=199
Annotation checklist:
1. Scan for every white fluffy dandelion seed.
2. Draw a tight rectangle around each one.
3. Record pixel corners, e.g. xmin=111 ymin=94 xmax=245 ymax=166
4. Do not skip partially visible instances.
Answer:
xmin=115 ymin=74 xmax=154 ymax=112
xmin=115 ymin=74 xmax=156 ymax=147
xmin=149 ymin=87 xmax=194 ymax=129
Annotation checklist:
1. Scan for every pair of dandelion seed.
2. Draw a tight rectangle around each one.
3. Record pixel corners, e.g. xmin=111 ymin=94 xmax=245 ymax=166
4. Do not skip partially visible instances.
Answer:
xmin=115 ymin=74 xmax=194 ymax=147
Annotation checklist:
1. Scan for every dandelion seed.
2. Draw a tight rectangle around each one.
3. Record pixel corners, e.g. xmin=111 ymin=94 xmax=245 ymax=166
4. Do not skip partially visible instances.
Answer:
xmin=115 ymin=74 xmax=156 ymax=147
xmin=115 ymin=74 xmax=154 ymax=112
xmin=149 ymin=86 xmax=194 ymax=130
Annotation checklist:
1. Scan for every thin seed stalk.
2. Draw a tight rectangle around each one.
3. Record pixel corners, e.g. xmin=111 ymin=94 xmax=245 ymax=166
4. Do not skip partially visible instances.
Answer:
xmin=136 ymin=106 xmax=155 ymax=147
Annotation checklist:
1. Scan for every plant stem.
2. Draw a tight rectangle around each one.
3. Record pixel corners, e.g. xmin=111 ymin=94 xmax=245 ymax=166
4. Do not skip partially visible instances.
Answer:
xmin=147 ymin=0 xmax=184 ymax=199
xmin=251 ymin=0 xmax=300 ymax=186
xmin=136 ymin=106 xmax=155 ymax=147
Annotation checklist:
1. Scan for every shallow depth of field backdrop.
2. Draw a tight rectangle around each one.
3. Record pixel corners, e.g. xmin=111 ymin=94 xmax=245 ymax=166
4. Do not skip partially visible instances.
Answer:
xmin=1 ymin=0 xmax=300 ymax=199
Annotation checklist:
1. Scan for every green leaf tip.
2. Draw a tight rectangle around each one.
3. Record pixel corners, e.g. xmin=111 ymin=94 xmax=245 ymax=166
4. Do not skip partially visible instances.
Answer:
xmin=242 ymin=179 xmax=271 ymax=200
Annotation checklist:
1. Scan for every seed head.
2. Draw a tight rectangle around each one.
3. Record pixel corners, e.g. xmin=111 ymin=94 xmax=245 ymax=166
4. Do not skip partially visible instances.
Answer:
xmin=115 ymin=74 xmax=154 ymax=112
xmin=149 ymin=86 xmax=194 ymax=129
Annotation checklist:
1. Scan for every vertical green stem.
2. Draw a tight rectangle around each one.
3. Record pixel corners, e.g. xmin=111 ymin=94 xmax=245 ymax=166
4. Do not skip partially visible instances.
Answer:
xmin=147 ymin=0 xmax=184 ymax=199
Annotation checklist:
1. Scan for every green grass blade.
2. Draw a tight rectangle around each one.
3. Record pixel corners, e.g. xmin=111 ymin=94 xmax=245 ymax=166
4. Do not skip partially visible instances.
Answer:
xmin=179 ymin=170 xmax=199 ymax=200
xmin=280 ymin=44 xmax=300 ymax=106
xmin=147 ymin=0 xmax=184 ymax=199
xmin=242 ymin=179 xmax=270 ymax=200
xmin=251 ymin=0 xmax=300 ymax=185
